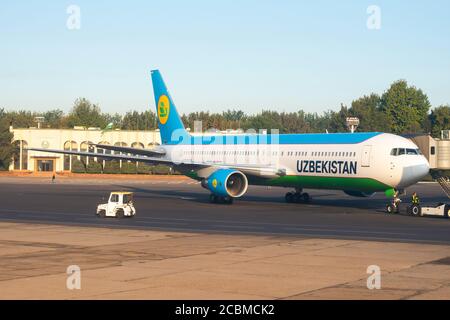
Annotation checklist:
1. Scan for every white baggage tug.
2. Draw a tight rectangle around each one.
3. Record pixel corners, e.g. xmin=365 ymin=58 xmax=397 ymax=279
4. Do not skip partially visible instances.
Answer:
xmin=96 ymin=192 xmax=136 ymax=218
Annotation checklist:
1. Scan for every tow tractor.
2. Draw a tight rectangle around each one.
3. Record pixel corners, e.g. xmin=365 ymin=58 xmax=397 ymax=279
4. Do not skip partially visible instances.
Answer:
xmin=405 ymin=171 xmax=450 ymax=218
xmin=96 ymin=192 xmax=136 ymax=218
xmin=407 ymin=203 xmax=450 ymax=218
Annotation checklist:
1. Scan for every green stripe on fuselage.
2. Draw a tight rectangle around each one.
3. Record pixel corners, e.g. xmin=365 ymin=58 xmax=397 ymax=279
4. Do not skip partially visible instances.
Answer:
xmin=183 ymin=169 xmax=391 ymax=193
xmin=262 ymin=175 xmax=391 ymax=193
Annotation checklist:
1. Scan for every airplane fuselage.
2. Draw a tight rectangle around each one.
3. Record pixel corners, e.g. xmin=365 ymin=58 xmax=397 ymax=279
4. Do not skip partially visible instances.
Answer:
xmin=163 ymin=132 xmax=430 ymax=194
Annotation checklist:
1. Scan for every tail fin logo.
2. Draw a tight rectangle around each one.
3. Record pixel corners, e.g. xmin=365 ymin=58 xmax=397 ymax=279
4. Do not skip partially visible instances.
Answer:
xmin=157 ymin=95 xmax=170 ymax=125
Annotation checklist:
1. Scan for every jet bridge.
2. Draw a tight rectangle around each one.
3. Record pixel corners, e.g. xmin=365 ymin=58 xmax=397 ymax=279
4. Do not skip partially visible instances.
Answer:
xmin=431 ymin=170 xmax=450 ymax=199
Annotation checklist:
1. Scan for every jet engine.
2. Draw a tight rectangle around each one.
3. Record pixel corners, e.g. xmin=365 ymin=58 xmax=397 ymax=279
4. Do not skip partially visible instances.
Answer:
xmin=201 ymin=169 xmax=248 ymax=198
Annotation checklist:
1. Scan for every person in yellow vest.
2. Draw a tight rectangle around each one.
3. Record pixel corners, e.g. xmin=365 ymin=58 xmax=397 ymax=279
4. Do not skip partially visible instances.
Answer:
xmin=411 ymin=192 xmax=420 ymax=206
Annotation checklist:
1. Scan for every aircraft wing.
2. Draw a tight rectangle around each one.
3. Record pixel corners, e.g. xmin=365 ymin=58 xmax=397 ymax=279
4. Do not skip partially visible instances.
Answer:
xmin=28 ymin=148 xmax=284 ymax=178
xmin=27 ymin=148 xmax=176 ymax=166
xmin=92 ymin=144 xmax=166 ymax=157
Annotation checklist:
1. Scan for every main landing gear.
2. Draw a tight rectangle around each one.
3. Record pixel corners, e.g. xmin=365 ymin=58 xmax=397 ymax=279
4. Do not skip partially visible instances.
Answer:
xmin=209 ymin=194 xmax=234 ymax=205
xmin=285 ymin=188 xmax=311 ymax=204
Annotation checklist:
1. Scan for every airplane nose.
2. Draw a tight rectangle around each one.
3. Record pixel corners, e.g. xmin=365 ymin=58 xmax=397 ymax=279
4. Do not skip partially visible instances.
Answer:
xmin=416 ymin=156 xmax=430 ymax=179
xmin=397 ymin=157 xmax=430 ymax=188
xmin=418 ymin=158 xmax=430 ymax=179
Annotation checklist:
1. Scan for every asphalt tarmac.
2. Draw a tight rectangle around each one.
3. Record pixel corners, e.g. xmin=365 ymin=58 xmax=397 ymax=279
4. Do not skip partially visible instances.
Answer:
xmin=1 ymin=177 xmax=449 ymax=244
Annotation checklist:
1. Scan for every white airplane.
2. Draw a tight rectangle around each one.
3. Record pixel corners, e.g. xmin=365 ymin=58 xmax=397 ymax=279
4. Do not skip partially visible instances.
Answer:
xmin=30 ymin=70 xmax=430 ymax=207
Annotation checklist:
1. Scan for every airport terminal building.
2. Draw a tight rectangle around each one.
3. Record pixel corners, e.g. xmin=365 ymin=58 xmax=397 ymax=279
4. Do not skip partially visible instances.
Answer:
xmin=9 ymin=125 xmax=162 ymax=173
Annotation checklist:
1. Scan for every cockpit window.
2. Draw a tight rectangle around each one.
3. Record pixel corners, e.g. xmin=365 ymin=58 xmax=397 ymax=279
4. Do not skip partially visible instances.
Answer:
xmin=391 ymin=148 xmax=421 ymax=156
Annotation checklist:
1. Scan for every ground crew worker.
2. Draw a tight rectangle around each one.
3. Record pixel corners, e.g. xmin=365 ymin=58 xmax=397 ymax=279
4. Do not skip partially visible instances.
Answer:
xmin=411 ymin=192 xmax=420 ymax=205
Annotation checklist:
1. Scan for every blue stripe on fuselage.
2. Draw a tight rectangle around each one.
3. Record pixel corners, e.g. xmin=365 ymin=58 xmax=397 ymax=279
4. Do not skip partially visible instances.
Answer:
xmin=165 ymin=132 xmax=382 ymax=145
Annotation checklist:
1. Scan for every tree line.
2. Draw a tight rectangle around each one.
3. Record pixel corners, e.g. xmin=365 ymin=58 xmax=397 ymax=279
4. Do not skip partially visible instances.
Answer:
xmin=1 ymin=79 xmax=449 ymax=170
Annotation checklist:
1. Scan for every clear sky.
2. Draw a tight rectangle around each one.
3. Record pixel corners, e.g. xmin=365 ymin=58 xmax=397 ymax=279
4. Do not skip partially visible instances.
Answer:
xmin=1 ymin=0 xmax=449 ymax=114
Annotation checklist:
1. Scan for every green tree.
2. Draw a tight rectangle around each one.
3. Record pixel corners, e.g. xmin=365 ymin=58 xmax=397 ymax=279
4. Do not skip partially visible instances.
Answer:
xmin=380 ymin=80 xmax=431 ymax=134
xmin=71 ymin=159 xmax=86 ymax=173
xmin=429 ymin=105 xmax=450 ymax=138
xmin=43 ymin=109 xmax=65 ymax=128
xmin=279 ymin=111 xmax=311 ymax=133
xmin=66 ymin=98 xmax=109 ymax=128
xmin=121 ymin=110 xmax=156 ymax=130
xmin=349 ymin=94 xmax=390 ymax=132
xmin=4 ymin=110 xmax=37 ymax=128
xmin=105 ymin=112 xmax=123 ymax=129
xmin=222 ymin=109 xmax=245 ymax=129
xmin=327 ymin=105 xmax=350 ymax=133
xmin=86 ymin=161 xmax=103 ymax=173
xmin=242 ymin=110 xmax=283 ymax=132
xmin=0 ymin=109 xmax=15 ymax=170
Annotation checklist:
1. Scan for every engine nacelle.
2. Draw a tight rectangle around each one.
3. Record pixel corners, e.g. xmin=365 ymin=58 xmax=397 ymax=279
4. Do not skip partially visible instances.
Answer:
xmin=201 ymin=169 xmax=248 ymax=198
xmin=343 ymin=190 xmax=376 ymax=197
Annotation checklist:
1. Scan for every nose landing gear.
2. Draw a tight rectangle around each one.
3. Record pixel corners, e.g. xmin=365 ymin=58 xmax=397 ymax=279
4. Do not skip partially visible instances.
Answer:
xmin=285 ymin=188 xmax=311 ymax=204
xmin=386 ymin=189 xmax=402 ymax=214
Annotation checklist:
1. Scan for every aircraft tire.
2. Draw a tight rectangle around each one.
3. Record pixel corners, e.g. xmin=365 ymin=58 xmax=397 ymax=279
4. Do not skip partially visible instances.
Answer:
xmin=302 ymin=193 xmax=311 ymax=203
xmin=410 ymin=205 xmax=421 ymax=217
xmin=386 ymin=204 xmax=394 ymax=214
xmin=285 ymin=192 xmax=294 ymax=203
xmin=293 ymin=193 xmax=302 ymax=203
